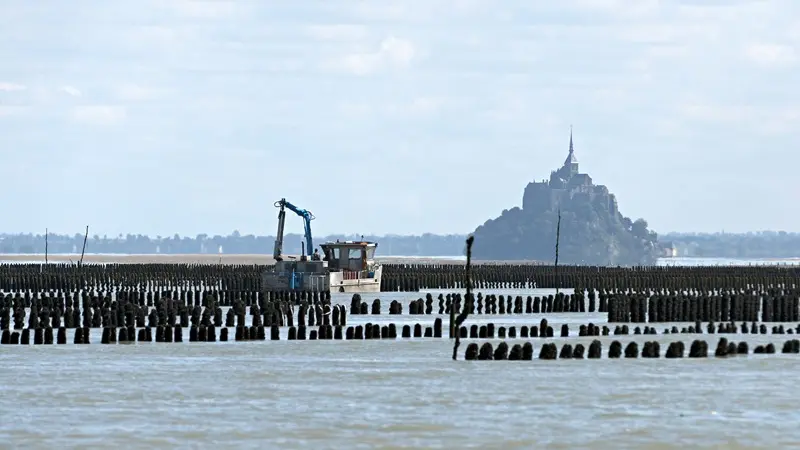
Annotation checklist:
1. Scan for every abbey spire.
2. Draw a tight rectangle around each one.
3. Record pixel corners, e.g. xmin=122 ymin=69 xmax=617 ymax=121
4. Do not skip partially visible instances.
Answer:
xmin=569 ymin=124 xmax=574 ymax=150
xmin=563 ymin=125 xmax=579 ymax=175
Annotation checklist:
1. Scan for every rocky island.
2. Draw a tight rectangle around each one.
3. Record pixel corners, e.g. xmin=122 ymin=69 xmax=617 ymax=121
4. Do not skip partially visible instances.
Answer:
xmin=472 ymin=130 xmax=659 ymax=266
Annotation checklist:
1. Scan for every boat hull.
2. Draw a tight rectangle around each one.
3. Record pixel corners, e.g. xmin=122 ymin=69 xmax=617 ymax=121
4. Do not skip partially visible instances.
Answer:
xmin=327 ymin=276 xmax=381 ymax=293
xmin=261 ymin=265 xmax=382 ymax=293
xmin=328 ymin=265 xmax=382 ymax=293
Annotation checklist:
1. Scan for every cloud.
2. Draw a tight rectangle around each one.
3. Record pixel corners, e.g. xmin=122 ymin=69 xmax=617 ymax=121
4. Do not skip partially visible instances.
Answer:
xmin=157 ymin=0 xmax=245 ymax=19
xmin=789 ymin=22 xmax=800 ymax=41
xmin=69 ymin=105 xmax=126 ymax=125
xmin=114 ymin=83 xmax=161 ymax=101
xmin=306 ymin=24 xmax=370 ymax=41
xmin=0 ymin=82 xmax=26 ymax=92
xmin=407 ymin=97 xmax=445 ymax=115
xmin=755 ymin=107 xmax=800 ymax=135
xmin=0 ymin=0 xmax=799 ymax=237
xmin=336 ymin=36 xmax=416 ymax=76
xmin=338 ymin=96 xmax=446 ymax=118
xmin=743 ymin=44 xmax=797 ymax=67
xmin=573 ymin=0 xmax=660 ymax=18
xmin=338 ymin=101 xmax=373 ymax=117
xmin=351 ymin=3 xmax=421 ymax=21
xmin=678 ymin=102 xmax=751 ymax=123
xmin=0 ymin=106 xmax=30 ymax=117
xmin=60 ymin=86 xmax=82 ymax=97
xmin=676 ymin=99 xmax=799 ymax=136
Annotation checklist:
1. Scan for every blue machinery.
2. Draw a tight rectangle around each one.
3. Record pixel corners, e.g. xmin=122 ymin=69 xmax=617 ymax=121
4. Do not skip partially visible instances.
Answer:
xmin=290 ymin=271 xmax=303 ymax=290
xmin=272 ymin=197 xmax=315 ymax=263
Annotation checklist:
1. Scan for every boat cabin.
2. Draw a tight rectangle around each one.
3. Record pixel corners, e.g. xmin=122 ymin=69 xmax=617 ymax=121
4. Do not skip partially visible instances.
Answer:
xmin=320 ymin=240 xmax=378 ymax=272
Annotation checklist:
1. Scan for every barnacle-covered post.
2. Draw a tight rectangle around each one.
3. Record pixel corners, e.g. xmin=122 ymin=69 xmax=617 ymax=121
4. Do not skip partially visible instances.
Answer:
xmin=452 ymin=235 xmax=474 ymax=360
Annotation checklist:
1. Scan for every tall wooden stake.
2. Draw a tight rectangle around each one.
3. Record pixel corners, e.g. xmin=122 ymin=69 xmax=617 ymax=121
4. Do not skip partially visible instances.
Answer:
xmin=452 ymin=235 xmax=474 ymax=360
xmin=79 ymin=225 xmax=89 ymax=266
xmin=555 ymin=209 xmax=561 ymax=295
xmin=45 ymin=228 xmax=48 ymax=265
xmin=449 ymin=272 xmax=457 ymax=338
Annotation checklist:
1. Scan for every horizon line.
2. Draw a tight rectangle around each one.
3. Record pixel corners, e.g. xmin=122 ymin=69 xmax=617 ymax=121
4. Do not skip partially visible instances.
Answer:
xmin=2 ymin=230 xmax=800 ymax=238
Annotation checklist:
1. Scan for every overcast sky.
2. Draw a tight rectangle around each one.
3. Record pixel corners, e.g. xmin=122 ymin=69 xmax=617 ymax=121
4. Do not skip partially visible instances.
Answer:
xmin=1 ymin=0 xmax=797 ymax=237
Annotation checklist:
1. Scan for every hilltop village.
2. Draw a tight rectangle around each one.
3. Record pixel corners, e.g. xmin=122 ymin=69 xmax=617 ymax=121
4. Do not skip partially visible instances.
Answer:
xmin=472 ymin=131 xmax=659 ymax=265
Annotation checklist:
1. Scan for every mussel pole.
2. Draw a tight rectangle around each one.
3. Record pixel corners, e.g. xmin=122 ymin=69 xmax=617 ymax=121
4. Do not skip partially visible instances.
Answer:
xmin=555 ymin=209 xmax=561 ymax=295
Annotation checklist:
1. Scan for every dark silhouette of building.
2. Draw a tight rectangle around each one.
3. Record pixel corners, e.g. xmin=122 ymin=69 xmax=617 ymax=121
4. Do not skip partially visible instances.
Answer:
xmin=472 ymin=127 xmax=659 ymax=265
xmin=522 ymin=127 xmax=618 ymax=217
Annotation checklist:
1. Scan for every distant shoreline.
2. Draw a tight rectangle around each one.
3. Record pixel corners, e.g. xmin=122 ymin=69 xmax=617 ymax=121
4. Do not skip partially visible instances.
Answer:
xmin=1 ymin=253 xmax=797 ymax=266
xmin=0 ymin=253 xmax=545 ymax=265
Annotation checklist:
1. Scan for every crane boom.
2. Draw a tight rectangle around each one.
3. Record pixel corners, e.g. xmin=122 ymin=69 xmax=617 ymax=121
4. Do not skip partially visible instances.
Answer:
xmin=272 ymin=198 xmax=315 ymax=261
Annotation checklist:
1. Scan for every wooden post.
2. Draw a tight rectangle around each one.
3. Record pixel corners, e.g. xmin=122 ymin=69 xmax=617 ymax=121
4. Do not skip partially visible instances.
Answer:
xmin=44 ymin=228 xmax=48 ymax=265
xmin=79 ymin=226 xmax=89 ymax=266
xmin=450 ymin=240 xmax=463 ymax=338
xmin=452 ymin=235 xmax=474 ymax=360
xmin=449 ymin=296 xmax=456 ymax=339
xmin=555 ymin=209 xmax=561 ymax=295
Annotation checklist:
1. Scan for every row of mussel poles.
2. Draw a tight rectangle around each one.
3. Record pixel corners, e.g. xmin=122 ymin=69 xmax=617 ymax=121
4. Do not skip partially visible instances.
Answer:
xmin=379 ymin=263 xmax=800 ymax=291
xmin=1 ymin=262 xmax=800 ymax=362
xmin=4 ymin=262 xmax=799 ymax=292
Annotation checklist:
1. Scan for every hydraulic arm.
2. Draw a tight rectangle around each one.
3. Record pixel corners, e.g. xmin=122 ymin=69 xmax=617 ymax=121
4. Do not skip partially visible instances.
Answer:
xmin=272 ymin=198 xmax=315 ymax=261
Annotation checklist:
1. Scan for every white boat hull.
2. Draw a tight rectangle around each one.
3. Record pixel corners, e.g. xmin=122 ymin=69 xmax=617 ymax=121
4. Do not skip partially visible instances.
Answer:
xmin=328 ymin=265 xmax=382 ymax=293
xmin=261 ymin=265 xmax=382 ymax=293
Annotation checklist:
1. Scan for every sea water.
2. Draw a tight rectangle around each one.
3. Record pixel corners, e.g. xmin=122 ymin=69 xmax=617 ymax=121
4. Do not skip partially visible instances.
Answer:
xmin=0 ymin=259 xmax=798 ymax=448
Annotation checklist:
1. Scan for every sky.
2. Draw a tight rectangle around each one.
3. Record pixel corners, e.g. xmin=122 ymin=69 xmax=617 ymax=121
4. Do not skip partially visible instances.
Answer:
xmin=0 ymin=0 xmax=798 ymax=238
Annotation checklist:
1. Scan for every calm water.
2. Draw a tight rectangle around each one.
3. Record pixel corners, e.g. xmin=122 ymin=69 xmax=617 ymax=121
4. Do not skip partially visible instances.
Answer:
xmin=3 ymin=286 xmax=800 ymax=449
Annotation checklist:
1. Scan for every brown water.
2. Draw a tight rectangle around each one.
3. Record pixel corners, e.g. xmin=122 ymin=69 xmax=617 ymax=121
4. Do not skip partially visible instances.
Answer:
xmin=2 ymin=289 xmax=800 ymax=449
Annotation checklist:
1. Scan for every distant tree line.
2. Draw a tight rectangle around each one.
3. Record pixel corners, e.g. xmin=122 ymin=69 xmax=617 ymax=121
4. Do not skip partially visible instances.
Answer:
xmin=1 ymin=230 xmax=799 ymax=259
xmin=661 ymin=231 xmax=800 ymax=259
xmin=0 ymin=231 xmax=467 ymax=257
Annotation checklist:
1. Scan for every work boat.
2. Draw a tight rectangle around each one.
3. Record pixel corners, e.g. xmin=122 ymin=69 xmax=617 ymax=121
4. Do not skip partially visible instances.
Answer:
xmin=261 ymin=240 xmax=383 ymax=293
xmin=321 ymin=240 xmax=383 ymax=292
xmin=260 ymin=198 xmax=382 ymax=293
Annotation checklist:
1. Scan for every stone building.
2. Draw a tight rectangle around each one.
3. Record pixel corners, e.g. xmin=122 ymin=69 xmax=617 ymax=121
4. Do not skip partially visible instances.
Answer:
xmin=522 ymin=129 xmax=618 ymax=216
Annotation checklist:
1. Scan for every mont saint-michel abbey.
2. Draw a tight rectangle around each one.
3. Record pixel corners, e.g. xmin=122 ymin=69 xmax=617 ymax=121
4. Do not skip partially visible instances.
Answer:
xmin=522 ymin=130 xmax=619 ymax=216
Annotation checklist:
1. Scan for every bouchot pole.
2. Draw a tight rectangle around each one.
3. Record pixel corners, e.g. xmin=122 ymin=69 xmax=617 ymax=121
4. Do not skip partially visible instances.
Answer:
xmin=452 ymin=235 xmax=474 ymax=360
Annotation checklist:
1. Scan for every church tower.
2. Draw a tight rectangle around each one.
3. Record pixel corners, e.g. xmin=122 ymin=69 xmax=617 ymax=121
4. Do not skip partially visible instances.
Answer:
xmin=563 ymin=126 xmax=579 ymax=176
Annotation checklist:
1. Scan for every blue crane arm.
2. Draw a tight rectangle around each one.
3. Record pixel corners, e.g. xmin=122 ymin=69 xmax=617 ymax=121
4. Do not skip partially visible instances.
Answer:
xmin=272 ymin=198 xmax=315 ymax=261
xmin=282 ymin=200 xmax=314 ymax=254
